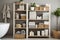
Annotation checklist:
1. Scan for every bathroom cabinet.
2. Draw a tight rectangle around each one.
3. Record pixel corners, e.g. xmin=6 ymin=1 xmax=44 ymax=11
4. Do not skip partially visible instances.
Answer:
xmin=13 ymin=3 xmax=51 ymax=39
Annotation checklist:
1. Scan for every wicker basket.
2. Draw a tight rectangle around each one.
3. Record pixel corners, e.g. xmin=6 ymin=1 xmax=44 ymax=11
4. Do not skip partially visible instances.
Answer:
xmin=14 ymin=34 xmax=25 ymax=39
xmin=21 ymin=16 xmax=26 ymax=19
xmin=52 ymin=30 xmax=60 ymax=39
xmin=44 ymin=24 xmax=49 ymax=28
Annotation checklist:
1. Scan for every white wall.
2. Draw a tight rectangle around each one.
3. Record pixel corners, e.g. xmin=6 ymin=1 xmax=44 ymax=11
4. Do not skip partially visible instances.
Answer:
xmin=0 ymin=0 xmax=60 ymax=31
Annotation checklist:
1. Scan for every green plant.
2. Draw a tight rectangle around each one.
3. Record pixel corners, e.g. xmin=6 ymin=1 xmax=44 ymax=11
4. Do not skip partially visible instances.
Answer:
xmin=30 ymin=2 xmax=36 ymax=7
xmin=19 ymin=0 xmax=23 ymax=2
xmin=52 ymin=8 xmax=60 ymax=31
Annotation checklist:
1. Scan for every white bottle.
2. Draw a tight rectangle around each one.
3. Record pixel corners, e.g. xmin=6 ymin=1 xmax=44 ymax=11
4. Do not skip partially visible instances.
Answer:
xmin=41 ymin=30 xmax=45 ymax=36
xmin=45 ymin=29 xmax=48 ymax=36
xmin=37 ymin=31 xmax=40 ymax=36
xmin=16 ymin=13 xmax=19 ymax=19
xmin=30 ymin=31 xmax=34 ymax=36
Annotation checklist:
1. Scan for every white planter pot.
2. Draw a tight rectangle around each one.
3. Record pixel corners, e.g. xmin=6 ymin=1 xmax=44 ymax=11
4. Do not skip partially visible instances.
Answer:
xmin=30 ymin=7 xmax=35 ymax=10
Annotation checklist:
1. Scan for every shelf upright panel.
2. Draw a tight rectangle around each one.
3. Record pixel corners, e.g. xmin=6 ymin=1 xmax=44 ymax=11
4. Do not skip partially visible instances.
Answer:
xmin=13 ymin=3 xmax=15 ymax=38
xmin=26 ymin=3 xmax=28 ymax=40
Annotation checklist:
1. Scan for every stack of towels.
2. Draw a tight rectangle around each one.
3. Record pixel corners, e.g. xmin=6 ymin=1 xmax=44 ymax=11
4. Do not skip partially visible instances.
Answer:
xmin=29 ymin=22 xmax=36 ymax=28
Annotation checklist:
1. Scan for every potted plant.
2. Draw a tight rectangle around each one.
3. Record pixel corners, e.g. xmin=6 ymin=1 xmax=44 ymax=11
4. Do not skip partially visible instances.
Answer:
xmin=30 ymin=2 xmax=36 ymax=10
xmin=52 ymin=8 xmax=60 ymax=31
xmin=15 ymin=0 xmax=24 ymax=4
xmin=52 ymin=8 xmax=60 ymax=38
xmin=19 ymin=0 xmax=24 ymax=4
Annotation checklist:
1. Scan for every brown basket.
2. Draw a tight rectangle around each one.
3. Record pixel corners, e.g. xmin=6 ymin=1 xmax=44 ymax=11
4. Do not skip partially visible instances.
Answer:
xmin=21 ymin=16 xmax=26 ymax=19
xmin=14 ymin=34 xmax=25 ymax=39
xmin=52 ymin=30 xmax=60 ymax=38
xmin=44 ymin=24 xmax=49 ymax=28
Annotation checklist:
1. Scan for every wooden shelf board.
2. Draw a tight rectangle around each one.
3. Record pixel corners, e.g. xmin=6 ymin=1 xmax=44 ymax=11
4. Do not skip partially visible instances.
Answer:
xmin=15 ymin=19 xmax=26 ymax=20
xmin=28 ymin=35 xmax=49 ymax=38
xmin=28 ymin=10 xmax=49 ymax=12
xmin=15 ymin=3 xmax=26 ymax=5
xmin=29 ymin=19 xmax=49 ymax=21
xmin=15 ymin=27 xmax=26 ymax=29
xmin=15 ymin=10 xmax=26 ymax=11
xmin=28 ymin=28 xmax=49 ymax=29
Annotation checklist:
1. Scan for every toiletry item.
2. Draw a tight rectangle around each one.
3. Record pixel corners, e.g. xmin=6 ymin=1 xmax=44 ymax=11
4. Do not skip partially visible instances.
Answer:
xmin=37 ymin=31 xmax=40 ymax=36
xmin=36 ymin=24 xmax=37 ymax=28
xmin=45 ymin=29 xmax=48 ymax=36
xmin=30 ymin=31 xmax=34 ymax=36
xmin=37 ymin=16 xmax=42 ymax=20
xmin=41 ymin=30 xmax=45 ymax=36
xmin=16 ymin=13 xmax=19 ymax=19
xmin=16 ymin=31 xmax=20 ymax=34
xmin=23 ymin=23 xmax=26 ymax=28
xmin=21 ymin=30 xmax=25 ymax=34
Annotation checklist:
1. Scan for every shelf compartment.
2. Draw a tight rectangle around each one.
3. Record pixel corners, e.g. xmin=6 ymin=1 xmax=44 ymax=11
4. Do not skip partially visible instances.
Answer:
xmin=28 ymin=35 xmax=49 ymax=38
xmin=28 ymin=28 xmax=49 ymax=30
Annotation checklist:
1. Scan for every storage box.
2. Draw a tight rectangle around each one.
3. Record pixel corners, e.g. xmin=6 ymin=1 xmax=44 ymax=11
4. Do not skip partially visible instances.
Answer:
xmin=21 ymin=14 xmax=26 ymax=19
xmin=14 ymin=34 xmax=25 ymax=39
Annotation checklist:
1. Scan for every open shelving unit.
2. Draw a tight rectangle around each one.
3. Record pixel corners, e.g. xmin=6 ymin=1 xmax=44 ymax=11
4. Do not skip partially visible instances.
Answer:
xmin=13 ymin=2 xmax=51 ymax=39
xmin=13 ymin=3 xmax=28 ymax=39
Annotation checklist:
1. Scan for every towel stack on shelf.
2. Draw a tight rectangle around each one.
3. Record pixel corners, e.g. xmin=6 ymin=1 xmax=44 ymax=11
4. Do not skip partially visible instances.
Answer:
xmin=29 ymin=22 xmax=36 ymax=28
